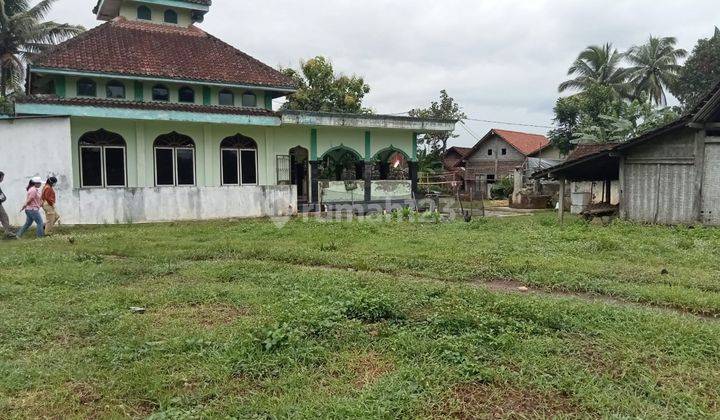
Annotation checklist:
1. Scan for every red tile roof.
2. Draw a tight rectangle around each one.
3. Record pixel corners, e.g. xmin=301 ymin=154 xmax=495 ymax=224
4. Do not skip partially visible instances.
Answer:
xmin=566 ymin=144 xmax=618 ymax=161
xmin=16 ymin=96 xmax=278 ymax=117
xmin=456 ymin=129 xmax=550 ymax=168
xmin=32 ymin=17 xmax=296 ymax=90
xmin=446 ymin=146 xmax=472 ymax=156
xmin=492 ymin=129 xmax=550 ymax=155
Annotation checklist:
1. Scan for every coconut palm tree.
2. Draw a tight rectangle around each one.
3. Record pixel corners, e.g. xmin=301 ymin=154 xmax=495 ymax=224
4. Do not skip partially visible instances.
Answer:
xmin=558 ymin=43 xmax=630 ymax=98
xmin=0 ymin=0 xmax=83 ymax=98
xmin=626 ymin=36 xmax=687 ymax=106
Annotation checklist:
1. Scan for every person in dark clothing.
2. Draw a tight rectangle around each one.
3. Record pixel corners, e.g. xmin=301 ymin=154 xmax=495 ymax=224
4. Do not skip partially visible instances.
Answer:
xmin=0 ymin=171 xmax=17 ymax=238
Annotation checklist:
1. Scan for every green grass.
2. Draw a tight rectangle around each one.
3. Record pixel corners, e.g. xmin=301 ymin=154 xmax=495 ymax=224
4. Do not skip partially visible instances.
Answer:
xmin=1 ymin=213 xmax=719 ymax=418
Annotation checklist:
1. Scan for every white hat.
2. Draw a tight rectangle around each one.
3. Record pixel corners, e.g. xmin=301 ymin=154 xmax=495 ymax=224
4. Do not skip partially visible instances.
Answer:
xmin=31 ymin=176 xmax=42 ymax=184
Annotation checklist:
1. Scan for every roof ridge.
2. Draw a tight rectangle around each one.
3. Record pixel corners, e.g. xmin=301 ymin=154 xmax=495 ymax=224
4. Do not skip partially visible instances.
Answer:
xmin=493 ymin=128 xmax=547 ymax=137
xmin=111 ymin=17 xmax=207 ymax=36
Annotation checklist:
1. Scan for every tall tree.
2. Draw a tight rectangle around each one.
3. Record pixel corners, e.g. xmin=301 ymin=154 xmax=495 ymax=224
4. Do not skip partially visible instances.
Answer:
xmin=548 ymin=84 xmax=617 ymax=153
xmin=626 ymin=36 xmax=687 ymax=105
xmin=670 ymin=27 xmax=720 ymax=110
xmin=0 ymin=0 xmax=83 ymax=98
xmin=280 ymin=56 xmax=371 ymax=114
xmin=558 ymin=43 xmax=629 ymax=98
xmin=408 ymin=90 xmax=466 ymax=155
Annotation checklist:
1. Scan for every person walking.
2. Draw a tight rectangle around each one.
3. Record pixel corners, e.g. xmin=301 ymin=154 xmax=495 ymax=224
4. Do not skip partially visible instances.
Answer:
xmin=16 ymin=177 xmax=45 ymax=239
xmin=42 ymin=177 xmax=60 ymax=235
xmin=0 ymin=171 xmax=17 ymax=238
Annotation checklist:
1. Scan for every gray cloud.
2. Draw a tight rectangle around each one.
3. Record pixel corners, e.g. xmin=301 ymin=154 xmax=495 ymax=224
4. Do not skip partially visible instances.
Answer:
xmin=44 ymin=0 xmax=720 ymax=145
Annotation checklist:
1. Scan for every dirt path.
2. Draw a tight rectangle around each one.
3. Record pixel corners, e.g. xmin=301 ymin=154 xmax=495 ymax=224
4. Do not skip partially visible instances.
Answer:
xmin=201 ymin=255 xmax=720 ymax=323
xmin=478 ymin=278 xmax=719 ymax=322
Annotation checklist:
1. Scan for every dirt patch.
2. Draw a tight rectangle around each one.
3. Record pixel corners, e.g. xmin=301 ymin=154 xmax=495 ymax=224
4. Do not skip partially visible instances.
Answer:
xmin=153 ymin=303 xmax=250 ymax=329
xmin=437 ymin=382 xmax=581 ymax=419
xmin=480 ymin=279 xmax=719 ymax=322
xmin=349 ymin=351 xmax=394 ymax=389
xmin=68 ymin=381 xmax=102 ymax=406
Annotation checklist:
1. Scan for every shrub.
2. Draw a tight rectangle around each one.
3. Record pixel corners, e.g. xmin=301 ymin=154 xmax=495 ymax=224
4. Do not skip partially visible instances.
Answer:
xmin=490 ymin=176 xmax=514 ymax=199
xmin=343 ymin=292 xmax=404 ymax=323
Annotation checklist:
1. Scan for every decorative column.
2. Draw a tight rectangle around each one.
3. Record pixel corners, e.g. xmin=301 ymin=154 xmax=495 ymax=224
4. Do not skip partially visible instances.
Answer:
xmin=410 ymin=132 xmax=419 ymax=196
xmin=310 ymin=161 xmax=319 ymax=210
xmin=364 ymin=131 xmax=372 ymax=203
xmin=364 ymin=162 xmax=373 ymax=203
xmin=409 ymin=161 xmax=419 ymax=195
xmin=309 ymin=128 xmax=319 ymax=211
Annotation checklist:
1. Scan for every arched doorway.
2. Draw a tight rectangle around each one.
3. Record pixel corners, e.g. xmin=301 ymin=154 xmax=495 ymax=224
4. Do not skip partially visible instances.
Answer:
xmin=372 ymin=147 xmax=409 ymax=180
xmin=319 ymin=146 xmax=363 ymax=181
xmin=290 ymin=146 xmax=309 ymax=204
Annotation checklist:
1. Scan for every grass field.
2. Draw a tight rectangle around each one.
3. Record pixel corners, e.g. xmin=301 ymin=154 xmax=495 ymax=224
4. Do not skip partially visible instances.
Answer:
xmin=1 ymin=213 xmax=719 ymax=418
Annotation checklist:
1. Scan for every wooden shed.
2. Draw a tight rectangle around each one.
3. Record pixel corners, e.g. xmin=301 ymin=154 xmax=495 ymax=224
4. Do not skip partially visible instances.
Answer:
xmin=534 ymin=81 xmax=720 ymax=226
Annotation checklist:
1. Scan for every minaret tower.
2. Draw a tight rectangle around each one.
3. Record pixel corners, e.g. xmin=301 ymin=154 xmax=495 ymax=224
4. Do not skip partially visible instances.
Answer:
xmin=93 ymin=0 xmax=210 ymax=26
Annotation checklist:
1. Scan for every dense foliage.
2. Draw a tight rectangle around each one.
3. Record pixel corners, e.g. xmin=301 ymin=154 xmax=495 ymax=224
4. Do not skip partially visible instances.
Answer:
xmin=280 ymin=56 xmax=371 ymax=114
xmin=671 ymin=27 xmax=720 ymax=110
xmin=408 ymin=90 xmax=466 ymax=156
xmin=550 ymin=35 xmax=690 ymax=149
xmin=0 ymin=0 xmax=83 ymax=98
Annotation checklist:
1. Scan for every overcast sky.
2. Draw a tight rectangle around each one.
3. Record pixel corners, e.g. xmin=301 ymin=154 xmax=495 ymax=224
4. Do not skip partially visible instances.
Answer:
xmin=45 ymin=0 xmax=720 ymax=147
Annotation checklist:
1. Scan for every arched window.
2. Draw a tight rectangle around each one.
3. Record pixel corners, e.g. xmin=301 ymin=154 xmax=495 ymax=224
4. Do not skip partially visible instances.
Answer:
xmin=137 ymin=5 xmax=152 ymax=20
xmin=221 ymin=134 xmax=258 ymax=185
xmin=106 ymin=80 xmax=125 ymax=99
xmin=152 ymin=84 xmax=170 ymax=101
xmin=241 ymin=92 xmax=257 ymax=107
xmin=164 ymin=9 xmax=178 ymax=24
xmin=178 ymin=86 xmax=195 ymax=103
xmin=77 ymin=78 xmax=97 ymax=97
xmin=79 ymin=129 xmax=127 ymax=187
xmin=218 ymin=89 xmax=234 ymax=106
xmin=154 ymin=132 xmax=196 ymax=186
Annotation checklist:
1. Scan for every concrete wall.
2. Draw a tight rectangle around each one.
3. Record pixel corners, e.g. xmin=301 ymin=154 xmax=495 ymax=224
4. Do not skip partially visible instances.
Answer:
xmin=0 ymin=117 xmax=74 ymax=225
xmin=1 ymin=116 xmax=419 ymax=224
xmin=531 ymin=145 xmax=565 ymax=160
xmin=320 ymin=180 xmax=412 ymax=203
xmin=1 ymin=117 xmax=295 ymax=225
xmin=119 ymin=1 xmax=193 ymax=27
xmin=65 ymin=185 xmax=296 ymax=224
xmin=465 ymin=135 xmax=525 ymax=179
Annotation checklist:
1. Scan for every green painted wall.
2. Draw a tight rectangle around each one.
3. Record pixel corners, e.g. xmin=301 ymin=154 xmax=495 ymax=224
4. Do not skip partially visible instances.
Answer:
xmin=56 ymin=75 xmax=269 ymax=110
xmin=119 ymin=2 xmax=193 ymax=27
xmin=69 ymin=118 xmax=418 ymax=189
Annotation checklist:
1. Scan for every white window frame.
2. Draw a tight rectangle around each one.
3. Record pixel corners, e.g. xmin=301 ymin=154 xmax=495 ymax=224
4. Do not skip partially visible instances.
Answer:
xmin=80 ymin=145 xmax=127 ymax=188
xmin=154 ymin=146 xmax=196 ymax=187
xmin=221 ymin=148 xmax=240 ymax=186
xmin=221 ymin=147 xmax=258 ymax=186
xmin=175 ymin=147 xmax=197 ymax=186
xmin=239 ymin=148 xmax=259 ymax=186
xmin=103 ymin=146 xmax=128 ymax=187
